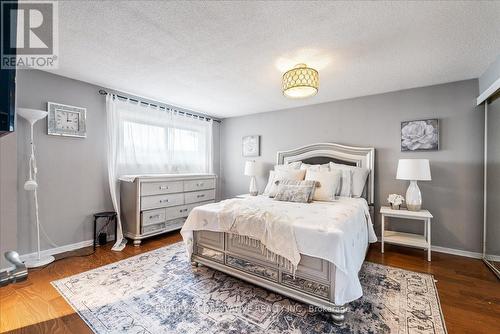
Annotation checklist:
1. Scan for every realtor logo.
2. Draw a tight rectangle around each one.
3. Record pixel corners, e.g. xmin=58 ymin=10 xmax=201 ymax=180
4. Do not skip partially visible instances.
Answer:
xmin=1 ymin=1 xmax=58 ymax=69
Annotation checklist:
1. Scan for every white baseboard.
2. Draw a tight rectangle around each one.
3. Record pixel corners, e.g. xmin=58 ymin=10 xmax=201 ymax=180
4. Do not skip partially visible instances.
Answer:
xmin=431 ymin=245 xmax=483 ymax=259
xmin=19 ymin=234 xmax=116 ymax=262
xmin=0 ymin=238 xmax=491 ymax=272
xmin=19 ymin=239 xmax=95 ymax=262
xmin=484 ymin=254 xmax=500 ymax=262
xmin=0 ymin=236 xmax=116 ymax=272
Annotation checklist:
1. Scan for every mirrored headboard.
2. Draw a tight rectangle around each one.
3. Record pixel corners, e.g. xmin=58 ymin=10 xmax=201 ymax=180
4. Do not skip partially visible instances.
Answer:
xmin=276 ymin=143 xmax=375 ymax=204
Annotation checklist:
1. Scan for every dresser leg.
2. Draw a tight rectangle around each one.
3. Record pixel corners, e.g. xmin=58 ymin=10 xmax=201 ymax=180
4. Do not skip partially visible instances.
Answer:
xmin=133 ymin=239 xmax=142 ymax=247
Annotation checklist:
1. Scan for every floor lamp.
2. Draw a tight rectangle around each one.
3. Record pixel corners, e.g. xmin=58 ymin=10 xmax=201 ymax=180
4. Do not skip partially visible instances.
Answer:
xmin=17 ymin=108 xmax=55 ymax=268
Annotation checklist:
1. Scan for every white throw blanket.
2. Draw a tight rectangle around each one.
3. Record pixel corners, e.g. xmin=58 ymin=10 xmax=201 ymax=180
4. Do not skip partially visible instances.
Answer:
xmin=181 ymin=196 xmax=377 ymax=304
xmin=218 ymin=199 xmax=300 ymax=271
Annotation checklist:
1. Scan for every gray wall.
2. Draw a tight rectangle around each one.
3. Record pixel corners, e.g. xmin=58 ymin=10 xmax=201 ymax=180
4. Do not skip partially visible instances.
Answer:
xmin=479 ymin=55 xmax=500 ymax=96
xmin=16 ymin=70 xmax=113 ymax=254
xmin=15 ymin=70 xmax=221 ymax=255
xmin=486 ymin=95 xmax=500 ymax=256
xmin=220 ymin=79 xmax=484 ymax=253
xmin=0 ymin=133 xmax=17 ymax=270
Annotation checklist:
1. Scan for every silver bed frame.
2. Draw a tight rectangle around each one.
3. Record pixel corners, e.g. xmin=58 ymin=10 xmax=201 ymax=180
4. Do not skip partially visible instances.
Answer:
xmin=190 ymin=143 xmax=375 ymax=323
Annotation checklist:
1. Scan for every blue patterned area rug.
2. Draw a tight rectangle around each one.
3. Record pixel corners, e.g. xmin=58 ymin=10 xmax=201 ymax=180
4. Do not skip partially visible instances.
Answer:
xmin=52 ymin=242 xmax=447 ymax=334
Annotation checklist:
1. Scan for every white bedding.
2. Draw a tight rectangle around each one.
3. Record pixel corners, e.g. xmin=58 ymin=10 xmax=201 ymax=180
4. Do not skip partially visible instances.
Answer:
xmin=181 ymin=196 xmax=377 ymax=305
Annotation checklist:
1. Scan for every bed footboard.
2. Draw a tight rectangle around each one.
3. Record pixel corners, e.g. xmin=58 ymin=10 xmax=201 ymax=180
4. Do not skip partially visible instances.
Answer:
xmin=191 ymin=231 xmax=347 ymax=323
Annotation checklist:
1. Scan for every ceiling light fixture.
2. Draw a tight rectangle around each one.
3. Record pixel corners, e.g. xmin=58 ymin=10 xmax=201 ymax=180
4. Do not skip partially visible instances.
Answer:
xmin=282 ymin=63 xmax=319 ymax=98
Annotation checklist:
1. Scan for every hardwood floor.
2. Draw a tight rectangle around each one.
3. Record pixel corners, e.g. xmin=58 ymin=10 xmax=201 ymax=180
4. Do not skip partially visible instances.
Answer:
xmin=1 ymin=233 xmax=498 ymax=333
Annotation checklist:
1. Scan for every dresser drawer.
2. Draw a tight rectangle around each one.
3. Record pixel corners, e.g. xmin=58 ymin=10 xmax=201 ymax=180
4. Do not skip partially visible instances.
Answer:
xmin=185 ymin=189 xmax=215 ymax=204
xmin=187 ymin=200 xmax=215 ymax=213
xmin=165 ymin=205 xmax=190 ymax=220
xmin=141 ymin=193 xmax=184 ymax=210
xmin=141 ymin=221 xmax=166 ymax=235
xmin=164 ymin=218 xmax=185 ymax=231
xmin=184 ymin=178 xmax=215 ymax=192
xmin=141 ymin=181 xmax=183 ymax=196
xmin=141 ymin=208 xmax=166 ymax=227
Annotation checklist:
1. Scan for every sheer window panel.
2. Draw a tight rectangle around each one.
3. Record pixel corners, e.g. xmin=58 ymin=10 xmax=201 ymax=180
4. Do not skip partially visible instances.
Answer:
xmin=115 ymin=99 xmax=213 ymax=175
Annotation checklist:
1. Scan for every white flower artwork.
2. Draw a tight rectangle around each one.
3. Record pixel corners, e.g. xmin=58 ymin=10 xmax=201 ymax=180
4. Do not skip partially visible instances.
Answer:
xmin=242 ymin=135 xmax=260 ymax=157
xmin=401 ymin=119 xmax=439 ymax=151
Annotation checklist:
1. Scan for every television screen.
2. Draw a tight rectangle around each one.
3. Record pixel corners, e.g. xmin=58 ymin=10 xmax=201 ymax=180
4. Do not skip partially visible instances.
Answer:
xmin=0 ymin=0 xmax=17 ymax=136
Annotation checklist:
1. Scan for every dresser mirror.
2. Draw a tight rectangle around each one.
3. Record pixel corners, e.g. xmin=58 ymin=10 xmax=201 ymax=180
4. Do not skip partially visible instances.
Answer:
xmin=484 ymin=91 xmax=500 ymax=278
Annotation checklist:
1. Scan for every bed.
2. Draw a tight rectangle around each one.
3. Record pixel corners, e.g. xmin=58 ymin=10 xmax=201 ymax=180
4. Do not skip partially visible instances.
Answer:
xmin=181 ymin=143 xmax=376 ymax=323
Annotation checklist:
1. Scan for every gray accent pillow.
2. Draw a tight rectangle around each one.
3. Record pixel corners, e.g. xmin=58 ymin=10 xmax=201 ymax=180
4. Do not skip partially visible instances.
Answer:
xmin=274 ymin=180 xmax=318 ymax=203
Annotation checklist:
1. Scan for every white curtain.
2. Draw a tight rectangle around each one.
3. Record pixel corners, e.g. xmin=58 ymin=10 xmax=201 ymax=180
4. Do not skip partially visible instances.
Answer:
xmin=106 ymin=95 xmax=213 ymax=250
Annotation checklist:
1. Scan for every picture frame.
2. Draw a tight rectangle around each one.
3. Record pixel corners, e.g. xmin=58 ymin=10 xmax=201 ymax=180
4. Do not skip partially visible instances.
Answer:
xmin=47 ymin=102 xmax=87 ymax=138
xmin=401 ymin=119 xmax=439 ymax=151
xmin=242 ymin=135 xmax=260 ymax=157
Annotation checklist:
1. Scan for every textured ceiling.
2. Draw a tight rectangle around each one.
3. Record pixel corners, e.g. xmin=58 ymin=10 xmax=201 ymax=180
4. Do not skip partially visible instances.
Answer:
xmin=49 ymin=1 xmax=500 ymax=118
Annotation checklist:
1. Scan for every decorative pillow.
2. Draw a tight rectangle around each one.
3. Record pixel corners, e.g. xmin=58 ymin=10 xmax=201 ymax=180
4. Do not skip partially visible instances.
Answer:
xmin=333 ymin=168 xmax=353 ymax=197
xmin=263 ymin=170 xmax=276 ymax=195
xmin=268 ymin=169 xmax=306 ymax=197
xmin=274 ymin=180 xmax=317 ymax=203
xmin=305 ymin=169 xmax=341 ymax=201
xmin=329 ymin=162 xmax=370 ymax=198
xmin=300 ymin=163 xmax=330 ymax=172
xmin=274 ymin=161 xmax=302 ymax=171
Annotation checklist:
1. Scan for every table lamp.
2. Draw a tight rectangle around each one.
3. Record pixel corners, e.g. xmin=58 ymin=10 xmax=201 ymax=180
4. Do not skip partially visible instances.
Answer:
xmin=244 ymin=161 xmax=258 ymax=196
xmin=396 ymin=159 xmax=431 ymax=211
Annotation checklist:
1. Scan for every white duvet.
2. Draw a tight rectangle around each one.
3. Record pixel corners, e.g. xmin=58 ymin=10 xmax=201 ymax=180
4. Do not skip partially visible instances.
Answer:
xmin=181 ymin=195 xmax=377 ymax=305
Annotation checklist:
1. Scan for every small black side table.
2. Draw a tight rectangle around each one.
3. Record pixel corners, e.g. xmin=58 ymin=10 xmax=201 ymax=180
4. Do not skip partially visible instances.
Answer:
xmin=93 ymin=211 xmax=117 ymax=251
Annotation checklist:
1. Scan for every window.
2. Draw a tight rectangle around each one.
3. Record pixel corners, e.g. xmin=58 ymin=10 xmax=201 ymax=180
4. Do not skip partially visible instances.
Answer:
xmin=116 ymin=102 xmax=212 ymax=175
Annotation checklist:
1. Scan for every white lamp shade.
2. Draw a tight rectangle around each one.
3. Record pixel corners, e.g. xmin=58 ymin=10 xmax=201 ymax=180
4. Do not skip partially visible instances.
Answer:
xmin=396 ymin=159 xmax=431 ymax=181
xmin=244 ymin=161 xmax=257 ymax=176
xmin=17 ymin=108 xmax=48 ymax=124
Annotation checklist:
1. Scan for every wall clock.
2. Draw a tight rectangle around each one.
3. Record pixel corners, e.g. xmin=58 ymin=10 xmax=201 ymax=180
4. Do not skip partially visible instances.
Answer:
xmin=242 ymin=135 xmax=260 ymax=157
xmin=47 ymin=102 xmax=87 ymax=138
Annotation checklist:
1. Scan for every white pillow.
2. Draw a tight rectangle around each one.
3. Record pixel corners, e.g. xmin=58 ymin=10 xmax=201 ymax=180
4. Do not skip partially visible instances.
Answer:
xmin=330 ymin=162 xmax=370 ymax=198
xmin=305 ymin=169 xmax=341 ymax=201
xmin=275 ymin=161 xmax=302 ymax=171
xmin=300 ymin=163 xmax=330 ymax=172
xmin=263 ymin=162 xmax=302 ymax=195
xmin=334 ymin=168 xmax=353 ymax=197
xmin=268 ymin=168 xmax=306 ymax=197
xmin=263 ymin=170 xmax=276 ymax=195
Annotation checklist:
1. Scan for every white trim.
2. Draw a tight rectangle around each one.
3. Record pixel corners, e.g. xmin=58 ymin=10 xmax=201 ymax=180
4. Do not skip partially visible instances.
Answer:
xmin=19 ymin=239 xmax=95 ymax=262
xmin=375 ymin=235 xmax=483 ymax=259
xmin=477 ymin=76 xmax=500 ymax=105
xmin=483 ymin=102 xmax=488 ymax=256
xmin=431 ymin=246 xmax=482 ymax=259
xmin=484 ymin=254 xmax=500 ymax=262
xmin=0 ymin=239 xmax=95 ymax=272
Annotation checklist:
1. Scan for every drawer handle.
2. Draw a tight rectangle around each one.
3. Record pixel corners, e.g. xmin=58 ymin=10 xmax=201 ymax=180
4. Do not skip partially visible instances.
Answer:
xmin=197 ymin=194 xmax=205 ymax=198
xmin=159 ymin=186 xmax=169 ymax=190
xmin=159 ymin=199 xmax=169 ymax=203
xmin=197 ymin=183 xmax=204 ymax=187
xmin=179 ymin=208 xmax=188 ymax=213
xmin=149 ymin=214 xmax=160 ymax=219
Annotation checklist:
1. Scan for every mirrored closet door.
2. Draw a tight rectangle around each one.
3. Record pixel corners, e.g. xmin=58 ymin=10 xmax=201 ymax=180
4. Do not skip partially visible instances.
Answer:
xmin=484 ymin=91 xmax=500 ymax=278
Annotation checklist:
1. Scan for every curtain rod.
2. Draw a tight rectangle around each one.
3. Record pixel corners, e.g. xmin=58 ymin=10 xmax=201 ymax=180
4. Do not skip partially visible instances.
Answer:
xmin=98 ymin=89 xmax=221 ymax=123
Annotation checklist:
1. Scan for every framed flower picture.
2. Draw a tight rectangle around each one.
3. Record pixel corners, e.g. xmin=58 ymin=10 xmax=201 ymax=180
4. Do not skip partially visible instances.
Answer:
xmin=401 ymin=119 xmax=439 ymax=151
xmin=242 ymin=135 xmax=260 ymax=157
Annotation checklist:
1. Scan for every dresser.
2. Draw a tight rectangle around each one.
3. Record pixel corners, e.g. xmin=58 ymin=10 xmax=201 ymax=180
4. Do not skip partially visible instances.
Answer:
xmin=120 ymin=174 xmax=217 ymax=246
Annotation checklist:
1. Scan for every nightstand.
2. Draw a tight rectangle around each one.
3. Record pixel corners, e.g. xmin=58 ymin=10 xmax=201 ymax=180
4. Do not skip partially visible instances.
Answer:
xmin=380 ymin=206 xmax=433 ymax=261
